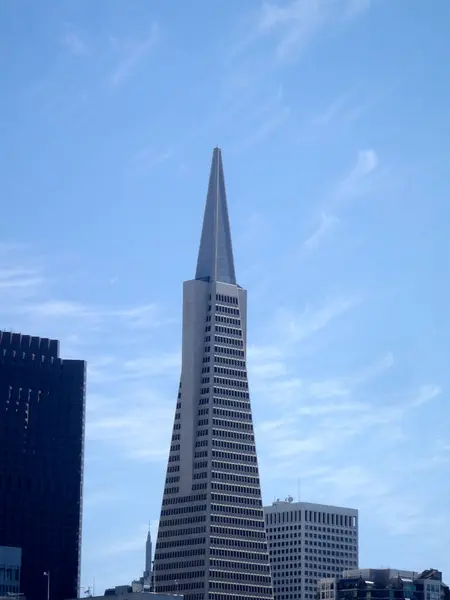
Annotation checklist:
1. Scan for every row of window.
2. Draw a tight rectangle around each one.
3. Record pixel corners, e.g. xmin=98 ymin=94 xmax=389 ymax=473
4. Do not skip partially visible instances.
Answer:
xmin=165 ymin=475 xmax=180 ymax=484
xmin=164 ymin=486 xmax=179 ymax=494
xmin=211 ymin=470 xmax=259 ymax=485
xmin=214 ymin=355 xmax=246 ymax=367
xmin=215 ymin=294 xmax=238 ymax=305
xmin=194 ymin=460 xmax=208 ymax=469
xmin=160 ymin=504 xmax=207 ymax=517
xmin=211 ymin=504 xmax=263 ymax=518
xmin=213 ymin=366 xmax=247 ymax=378
xmin=213 ymin=346 xmax=245 ymax=357
xmin=214 ymin=336 xmax=243 ymax=348
xmin=215 ymin=304 xmax=239 ymax=315
xmin=212 ymin=408 xmax=251 ymax=421
xmin=214 ymin=315 xmax=241 ymax=326
xmin=157 ymin=570 xmax=205 ymax=581
xmin=209 ymin=571 xmax=271 ymax=585
xmin=154 ymin=548 xmax=205 ymax=561
xmin=213 ymin=397 xmax=250 ymax=410
xmin=215 ymin=326 xmax=242 ymax=337
xmin=213 ymin=387 xmax=249 ymax=398
xmin=211 ymin=493 xmax=262 ymax=507
xmin=158 ymin=525 xmax=206 ymax=539
xmin=209 ymin=559 xmax=270 ymax=573
xmin=212 ymin=439 xmax=256 ymax=453
xmin=210 ymin=537 xmax=267 ymax=551
xmin=156 ymin=536 xmax=206 ymax=549
xmin=209 ymin=581 xmax=272 ymax=594
xmin=208 ymin=594 xmax=272 ymax=600
xmin=213 ymin=418 xmax=253 ymax=431
xmin=210 ymin=547 xmax=269 ymax=561
xmin=211 ymin=481 xmax=261 ymax=495
xmin=210 ymin=514 xmax=265 ymax=529
xmin=210 ymin=526 xmax=265 ymax=539
xmin=266 ymin=510 xmax=357 ymax=528
xmin=192 ymin=482 xmax=208 ymax=491
xmin=155 ymin=558 xmax=205 ymax=570
xmin=212 ymin=460 xmax=258 ymax=473
xmin=195 ymin=450 xmax=208 ymax=458
xmin=212 ymin=428 xmax=254 ymax=441
xmin=212 ymin=450 xmax=257 ymax=463
xmin=195 ymin=439 xmax=208 ymax=447
xmin=156 ymin=583 xmax=204 ymax=593
xmin=160 ymin=515 xmax=206 ymax=528
xmin=162 ymin=493 xmax=207 ymax=505
xmin=213 ymin=376 xmax=248 ymax=389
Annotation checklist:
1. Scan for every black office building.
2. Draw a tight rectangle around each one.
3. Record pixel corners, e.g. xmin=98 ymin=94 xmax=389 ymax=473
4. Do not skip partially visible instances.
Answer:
xmin=0 ymin=331 xmax=86 ymax=600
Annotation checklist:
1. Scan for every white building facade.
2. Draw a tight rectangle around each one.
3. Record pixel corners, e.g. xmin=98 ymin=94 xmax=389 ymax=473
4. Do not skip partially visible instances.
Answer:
xmin=264 ymin=500 xmax=358 ymax=600
xmin=153 ymin=148 xmax=272 ymax=600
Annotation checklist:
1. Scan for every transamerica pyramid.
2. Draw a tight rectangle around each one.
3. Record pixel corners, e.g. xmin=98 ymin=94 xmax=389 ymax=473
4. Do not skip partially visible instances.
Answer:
xmin=153 ymin=148 xmax=273 ymax=600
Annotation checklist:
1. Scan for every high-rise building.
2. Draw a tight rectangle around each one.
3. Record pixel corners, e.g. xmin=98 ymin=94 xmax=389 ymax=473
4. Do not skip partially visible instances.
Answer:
xmin=0 ymin=331 xmax=86 ymax=600
xmin=318 ymin=568 xmax=449 ymax=600
xmin=153 ymin=148 xmax=273 ymax=600
xmin=264 ymin=500 xmax=358 ymax=600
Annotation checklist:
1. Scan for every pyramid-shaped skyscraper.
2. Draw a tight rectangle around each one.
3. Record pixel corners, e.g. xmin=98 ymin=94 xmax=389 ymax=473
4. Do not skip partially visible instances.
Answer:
xmin=154 ymin=148 xmax=273 ymax=600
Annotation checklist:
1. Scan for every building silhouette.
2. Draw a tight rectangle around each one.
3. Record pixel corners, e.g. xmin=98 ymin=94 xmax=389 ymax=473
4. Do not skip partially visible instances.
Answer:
xmin=153 ymin=148 xmax=273 ymax=600
xmin=0 ymin=331 xmax=86 ymax=600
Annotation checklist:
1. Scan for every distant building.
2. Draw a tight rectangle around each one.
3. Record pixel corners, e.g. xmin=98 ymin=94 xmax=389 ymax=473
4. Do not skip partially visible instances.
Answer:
xmin=0 ymin=331 xmax=86 ymax=600
xmin=0 ymin=546 xmax=21 ymax=597
xmin=69 ymin=586 xmax=183 ymax=600
xmin=131 ymin=527 xmax=154 ymax=593
xmin=318 ymin=568 xmax=449 ymax=600
xmin=264 ymin=499 xmax=359 ymax=600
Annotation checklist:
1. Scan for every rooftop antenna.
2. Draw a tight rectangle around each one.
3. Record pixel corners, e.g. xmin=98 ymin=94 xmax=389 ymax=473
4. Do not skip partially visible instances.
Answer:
xmin=297 ymin=477 xmax=301 ymax=502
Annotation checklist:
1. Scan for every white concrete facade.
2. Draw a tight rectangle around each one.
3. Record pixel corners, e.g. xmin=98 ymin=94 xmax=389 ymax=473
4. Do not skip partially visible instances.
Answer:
xmin=264 ymin=501 xmax=358 ymax=600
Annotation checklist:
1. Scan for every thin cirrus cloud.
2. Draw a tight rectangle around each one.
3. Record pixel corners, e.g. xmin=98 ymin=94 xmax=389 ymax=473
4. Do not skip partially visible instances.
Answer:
xmin=109 ymin=23 xmax=159 ymax=87
xmin=60 ymin=31 xmax=88 ymax=56
xmin=255 ymin=0 xmax=372 ymax=61
xmin=335 ymin=148 xmax=379 ymax=200
xmin=301 ymin=148 xmax=380 ymax=253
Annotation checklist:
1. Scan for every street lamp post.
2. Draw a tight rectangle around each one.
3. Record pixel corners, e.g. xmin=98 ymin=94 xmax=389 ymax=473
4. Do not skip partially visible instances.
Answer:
xmin=43 ymin=571 xmax=50 ymax=600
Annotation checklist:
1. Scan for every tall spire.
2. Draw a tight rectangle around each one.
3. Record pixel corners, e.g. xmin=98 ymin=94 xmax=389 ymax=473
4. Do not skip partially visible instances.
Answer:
xmin=145 ymin=524 xmax=152 ymax=575
xmin=195 ymin=147 xmax=237 ymax=285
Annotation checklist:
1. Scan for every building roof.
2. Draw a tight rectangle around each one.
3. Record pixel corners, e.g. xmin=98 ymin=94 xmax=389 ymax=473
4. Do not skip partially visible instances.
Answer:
xmin=195 ymin=147 xmax=236 ymax=285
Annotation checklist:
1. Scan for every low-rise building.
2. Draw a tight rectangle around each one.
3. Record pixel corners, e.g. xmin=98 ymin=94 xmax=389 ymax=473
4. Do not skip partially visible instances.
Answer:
xmin=68 ymin=586 xmax=182 ymax=600
xmin=0 ymin=546 xmax=21 ymax=598
xmin=318 ymin=567 xmax=449 ymax=600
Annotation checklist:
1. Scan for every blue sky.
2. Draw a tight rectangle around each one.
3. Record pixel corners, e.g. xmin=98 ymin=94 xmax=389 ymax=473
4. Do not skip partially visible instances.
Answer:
xmin=1 ymin=0 xmax=450 ymax=593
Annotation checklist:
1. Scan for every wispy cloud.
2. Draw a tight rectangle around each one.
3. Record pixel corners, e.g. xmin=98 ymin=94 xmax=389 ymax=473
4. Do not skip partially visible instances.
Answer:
xmin=60 ymin=31 xmax=88 ymax=56
xmin=131 ymin=146 xmax=173 ymax=174
xmin=273 ymin=294 xmax=361 ymax=345
xmin=302 ymin=212 xmax=340 ymax=253
xmin=87 ymin=387 xmax=174 ymax=462
xmin=252 ymin=0 xmax=372 ymax=62
xmin=14 ymin=299 xmax=164 ymax=330
xmin=335 ymin=148 xmax=379 ymax=200
xmin=109 ymin=23 xmax=159 ymax=87
xmin=0 ymin=268 xmax=43 ymax=290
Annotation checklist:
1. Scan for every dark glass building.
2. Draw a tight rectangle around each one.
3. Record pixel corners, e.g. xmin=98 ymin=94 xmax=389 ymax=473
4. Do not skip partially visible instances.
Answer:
xmin=0 ymin=331 xmax=86 ymax=600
